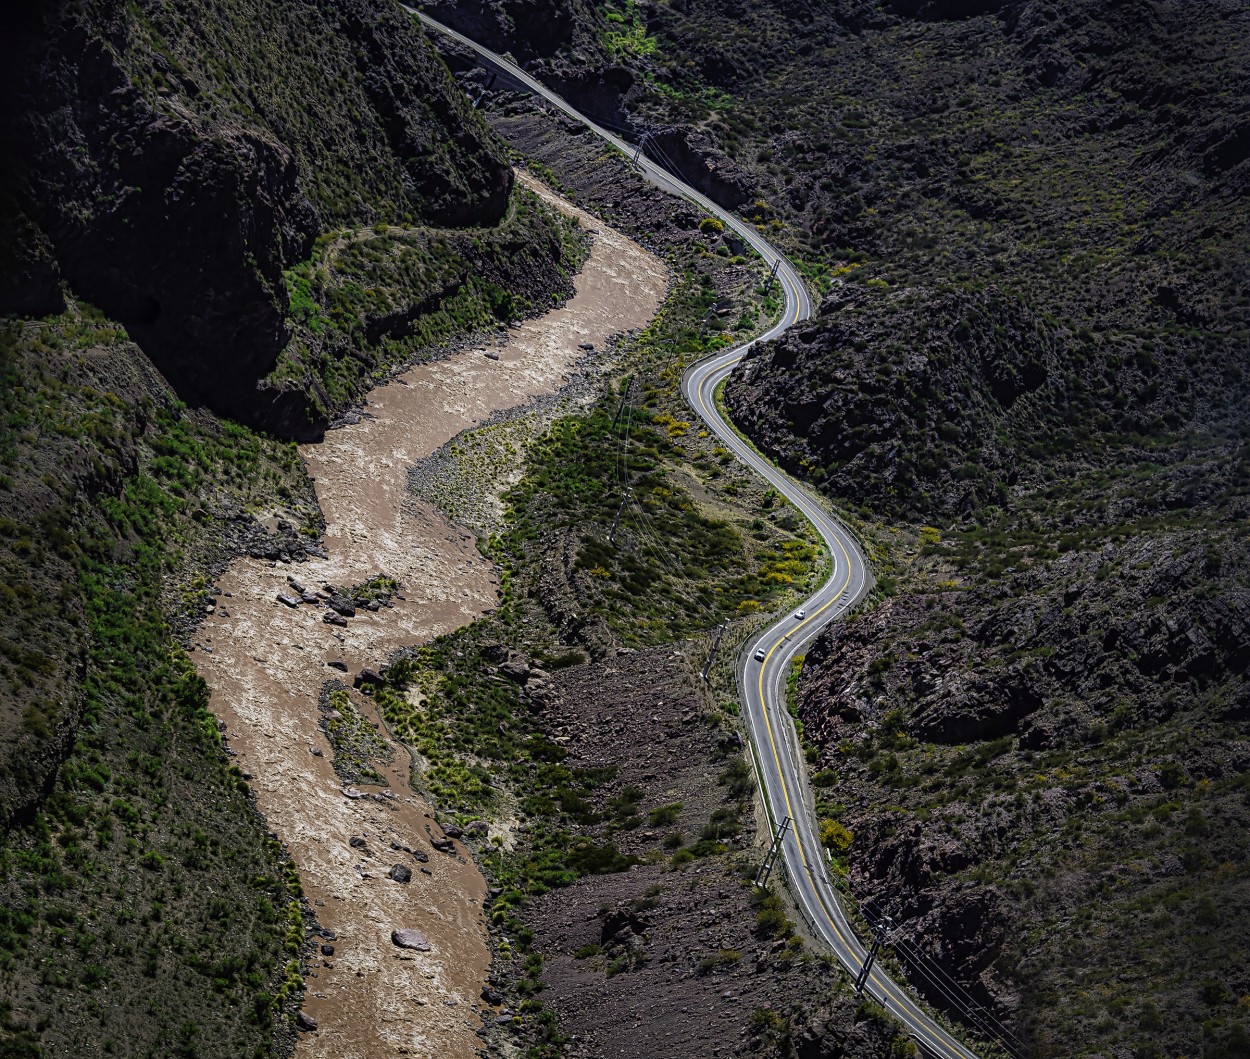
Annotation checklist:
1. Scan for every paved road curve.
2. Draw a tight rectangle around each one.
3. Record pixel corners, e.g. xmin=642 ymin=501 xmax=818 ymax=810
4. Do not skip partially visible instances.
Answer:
xmin=411 ymin=11 xmax=979 ymax=1057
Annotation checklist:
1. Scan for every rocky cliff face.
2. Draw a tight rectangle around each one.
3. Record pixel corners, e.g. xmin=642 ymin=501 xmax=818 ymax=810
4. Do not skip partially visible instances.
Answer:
xmin=705 ymin=3 xmax=1249 ymax=1052
xmin=420 ymin=0 xmax=596 ymax=60
xmin=1 ymin=0 xmax=513 ymax=431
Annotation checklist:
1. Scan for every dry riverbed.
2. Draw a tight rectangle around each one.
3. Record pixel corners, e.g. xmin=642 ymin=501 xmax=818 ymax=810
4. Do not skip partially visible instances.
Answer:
xmin=192 ymin=175 xmax=666 ymax=1059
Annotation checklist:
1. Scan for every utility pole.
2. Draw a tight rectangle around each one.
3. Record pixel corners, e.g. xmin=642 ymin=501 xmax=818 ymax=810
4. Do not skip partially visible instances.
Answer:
xmin=854 ymin=915 xmax=892 ymax=996
xmin=763 ymin=258 xmax=781 ymax=295
xmin=607 ymin=488 xmax=631 ymax=544
xmin=754 ymin=815 xmax=791 ymax=887
xmin=611 ymin=379 xmax=633 ymax=429
xmin=699 ymin=620 xmax=728 ymax=680
xmin=632 ymin=131 xmax=649 ymax=167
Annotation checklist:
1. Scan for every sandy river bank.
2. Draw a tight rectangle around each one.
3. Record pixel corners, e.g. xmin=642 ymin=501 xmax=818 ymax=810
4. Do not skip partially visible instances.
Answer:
xmin=192 ymin=175 xmax=666 ymax=1059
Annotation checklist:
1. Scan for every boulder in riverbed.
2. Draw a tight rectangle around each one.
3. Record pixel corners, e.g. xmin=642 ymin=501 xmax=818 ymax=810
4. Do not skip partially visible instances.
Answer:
xmin=354 ymin=667 xmax=385 ymax=688
xmin=391 ymin=928 xmax=431 ymax=951
xmin=326 ymin=596 xmax=356 ymax=617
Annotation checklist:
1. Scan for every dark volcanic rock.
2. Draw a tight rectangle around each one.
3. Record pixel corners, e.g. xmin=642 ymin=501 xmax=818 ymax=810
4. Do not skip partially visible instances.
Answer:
xmin=726 ymin=283 xmax=1057 ymax=519
xmin=3 ymin=6 xmax=316 ymax=429
xmin=326 ymin=596 xmax=357 ymax=617
xmin=887 ymin=0 xmax=1012 ymax=20
xmin=419 ymin=0 xmax=590 ymax=61
xmin=353 ymin=667 xmax=385 ymax=689
xmin=647 ymin=126 xmax=757 ymax=211
xmin=909 ymin=666 xmax=1044 ymax=743
xmin=497 ymin=659 xmax=532 ymax=682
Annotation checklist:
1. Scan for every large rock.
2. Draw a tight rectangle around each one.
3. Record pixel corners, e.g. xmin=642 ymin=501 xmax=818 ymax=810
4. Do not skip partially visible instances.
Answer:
xmin=497 ymin=660 xmax=531 ymax=682
xmin=354 ymin=668 xmax=385 ymax=689
xmin=326 ymin=596 xmax=357 ymax=618
xmin=391 ymin=928 xmax=431 ymax=951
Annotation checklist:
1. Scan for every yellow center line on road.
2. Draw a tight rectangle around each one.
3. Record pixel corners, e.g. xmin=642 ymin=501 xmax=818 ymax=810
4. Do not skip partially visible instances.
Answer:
xmin=412 ymin=14 xmax=971 ymax=1048
xmin=696 ymin=365 xmax=967 ymax=1059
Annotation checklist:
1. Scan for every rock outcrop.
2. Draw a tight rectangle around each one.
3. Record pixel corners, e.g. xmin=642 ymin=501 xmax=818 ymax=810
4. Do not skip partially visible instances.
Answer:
xmin=1 ymin=0 xmax=512 ymax=432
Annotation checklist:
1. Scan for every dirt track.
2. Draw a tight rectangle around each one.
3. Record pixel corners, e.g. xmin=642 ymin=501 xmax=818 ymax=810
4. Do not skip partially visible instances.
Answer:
xmin=192 ymin=176 xmax=666 ymax=1059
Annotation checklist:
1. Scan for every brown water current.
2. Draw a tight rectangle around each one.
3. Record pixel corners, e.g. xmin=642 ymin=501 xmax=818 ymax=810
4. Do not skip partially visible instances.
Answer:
xmin=192 ymin=176 xmax=667 ymax=1059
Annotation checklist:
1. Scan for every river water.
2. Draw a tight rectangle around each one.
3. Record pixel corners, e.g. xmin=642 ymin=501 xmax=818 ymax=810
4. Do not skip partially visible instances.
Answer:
xmin=192 ymin=175 xmax=666 ymax=1059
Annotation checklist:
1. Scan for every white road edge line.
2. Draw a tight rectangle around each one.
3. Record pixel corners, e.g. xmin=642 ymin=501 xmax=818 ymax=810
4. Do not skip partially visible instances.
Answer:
xmin=408 ymin=10 xmax=982 ymax=1057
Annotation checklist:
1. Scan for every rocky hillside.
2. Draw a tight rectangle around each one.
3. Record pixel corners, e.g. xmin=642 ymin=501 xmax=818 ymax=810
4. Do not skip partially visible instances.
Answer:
xmin=0 ymin=307 xmax=313 ymax=1059
xmin=424 ymin=0 xmax=1250 ymax=1055
xmin=0 ymin=1 xmax=587 ymax=1055
xmin=0 ymin=0 xmax=584 ymax=829
xmin=421 ymin=0 xmax=599 ymax=61
xmin=0 ymin=0 xmax=566 ymax=436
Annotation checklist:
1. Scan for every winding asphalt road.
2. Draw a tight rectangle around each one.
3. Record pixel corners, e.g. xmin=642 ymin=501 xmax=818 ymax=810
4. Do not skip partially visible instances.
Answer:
xmin=410 ymin=10 xmax=979 ymax=1057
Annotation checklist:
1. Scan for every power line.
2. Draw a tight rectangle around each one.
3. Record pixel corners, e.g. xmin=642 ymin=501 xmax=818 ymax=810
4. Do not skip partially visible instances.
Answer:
xmin=884 ymin=927 xmax=1025 ymax=1052
xmin=889 ymin=940 xmax=1024 ymax=1059
xmin=856 ymin=905 xmax=1026 ymax=1059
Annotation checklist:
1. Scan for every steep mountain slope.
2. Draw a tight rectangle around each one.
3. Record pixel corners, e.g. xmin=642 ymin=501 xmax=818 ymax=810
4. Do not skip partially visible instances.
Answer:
xmin=0 ymin=0 xmax=557 ymax=436
xmin=0 ymin=1 xmax=586 ymax=1055
xmin=424 ymin=0 xmax=1250 ymax=1055
xmin=0 ymin=0 xmax=581 ymax=826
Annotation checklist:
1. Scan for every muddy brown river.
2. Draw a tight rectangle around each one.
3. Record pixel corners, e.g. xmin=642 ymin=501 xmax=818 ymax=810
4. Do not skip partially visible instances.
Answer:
xmin=192 ymin=176 xmax=666 ymax=1059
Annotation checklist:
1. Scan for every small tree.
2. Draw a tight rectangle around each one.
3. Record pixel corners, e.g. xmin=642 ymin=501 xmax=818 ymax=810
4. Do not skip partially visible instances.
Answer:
xmin=819 ymin=818 xmax=853 ymax=852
